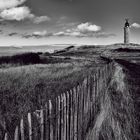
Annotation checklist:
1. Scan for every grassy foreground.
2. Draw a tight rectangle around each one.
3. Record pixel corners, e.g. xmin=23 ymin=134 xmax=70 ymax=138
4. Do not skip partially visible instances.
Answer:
xmin=0 ymin=60 xmax=98 ymax=122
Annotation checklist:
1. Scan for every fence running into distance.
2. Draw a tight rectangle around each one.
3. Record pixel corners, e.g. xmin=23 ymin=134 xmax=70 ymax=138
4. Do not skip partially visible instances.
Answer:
xmin=4 ymin=62 xmax=114 ymax=140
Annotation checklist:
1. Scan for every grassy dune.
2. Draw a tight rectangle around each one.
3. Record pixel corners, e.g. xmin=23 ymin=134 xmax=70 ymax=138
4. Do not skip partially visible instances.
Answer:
xmin=93 ymin=60 xmax=140 ymax=140
xmin=1 ymin=44 xmax=140 ymax=139
xmin=0 ymin=46 xmax=106 ymax=127
xmin=0 ymin=60 xmax=98 ymax=123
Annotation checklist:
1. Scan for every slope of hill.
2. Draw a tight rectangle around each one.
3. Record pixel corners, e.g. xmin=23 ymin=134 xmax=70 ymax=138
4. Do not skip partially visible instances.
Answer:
xmin=0 ymin=43 xmax=140 ymax=139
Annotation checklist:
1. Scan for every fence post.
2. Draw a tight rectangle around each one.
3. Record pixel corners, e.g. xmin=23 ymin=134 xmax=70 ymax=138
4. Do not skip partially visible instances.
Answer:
xmin=63 ymin=93 xmax=67 ymax=140
xmin=49 ymin=100 xmax=54 ymax=140
xmin=77 ymin=85 xmax=82 ymax=140
xmin=14 ymin=126 xmax=19 ymax=140
xmin=66 ymin=91 xmax=70 ymax=140
xmin=96 ymin=70 xmax=99 ymax=98
xmin=87 ymin=75 xmax=91 ymax=124
xmin=60 ymin=94 xmax=64 ymax=140
xmin=20 ymin=118 xmax=24 ymax=140
xmin=28 ymin=113 xmax=32 ymax=140
xmin=57 ymin=96 xmax=61 ymax=140
xmin=4 ymin=133 xmax=8 ymax=140
xmin=81 ymin=81 xmax=85 ymax=140
xmin=91 ymin=75 xmax=95 ymax=120
xmin=45 ymin=102 xmax=49 ymax=140
xmin=40 ymin=109 xmax=44 ymax=140
xmin=83 ymin=78 xmax=88 ymax=133
xmin=54 ymin=97 xmax=58 ymax=140
xmin=94 ymin=73 xmax=97 ymax=117
xmin=73 ymin=87 xmax=78 ymax=140
xmin=70 ymin=89 xmax=74 ymax=140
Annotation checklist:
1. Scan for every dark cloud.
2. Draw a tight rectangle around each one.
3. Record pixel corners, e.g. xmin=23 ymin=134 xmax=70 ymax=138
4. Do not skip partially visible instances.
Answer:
xmin=22 ymin=34 xmax=32 ymax=38
xmin=22 ymin=31 xmax=53 ymax=39
xmin=8 ymin=32 xmax=18 ymax=36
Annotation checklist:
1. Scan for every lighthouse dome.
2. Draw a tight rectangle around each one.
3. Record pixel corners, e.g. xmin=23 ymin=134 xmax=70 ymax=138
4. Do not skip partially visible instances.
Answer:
xmin=125 ymin=19 xmax=130 ymax=27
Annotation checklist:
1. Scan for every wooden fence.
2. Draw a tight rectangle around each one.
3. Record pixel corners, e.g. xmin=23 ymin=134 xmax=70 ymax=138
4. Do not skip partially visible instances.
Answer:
xmin=4 ymin=62 xmax=114 ymax=140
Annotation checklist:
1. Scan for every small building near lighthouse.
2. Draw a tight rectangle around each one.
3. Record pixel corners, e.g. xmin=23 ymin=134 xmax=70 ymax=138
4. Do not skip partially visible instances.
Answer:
xmin=124 ymin=19 xmax=130 ymax=44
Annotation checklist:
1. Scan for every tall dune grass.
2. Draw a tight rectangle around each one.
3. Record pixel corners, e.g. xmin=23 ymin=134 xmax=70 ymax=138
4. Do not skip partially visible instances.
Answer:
xmin=0 ymin=61 xmax=96 ymax=126
xmin=92 ymin=62 xmax=138 ymax=140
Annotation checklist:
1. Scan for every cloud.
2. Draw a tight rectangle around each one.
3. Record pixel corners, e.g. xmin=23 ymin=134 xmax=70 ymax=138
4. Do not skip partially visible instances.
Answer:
xmin=53 ymin=22 xmax=115 ymax=38
xmin=22 ymin=30 xmax=82 ymax=38
xmin=77 ymin=22 xmax=101 ymax=33
xmin=0 ymin=0 xmax=26 ymax=10
xmin=53 ymin=22 xmax=101 ymax=37
xmin=53 ymin=31 xmax=81 ymax=37
xmin=0 ymin=6 xmax=34 ymax=21
xmin=33 ymin=31 xmax=48 ymax=36
xmin=17 ymin=22 xmax=115 ymax=39
xmin=131 ymin=23 xmax=140 ymax=28
xmin=33 ymin=16 xmax=50 ymax=24
xmin=0 ymin=6 xmax=50 ymax=23
xmin=22 ymin=30 xmax=52 ymax=38
xmin=54 ymin=30 xmax=115 ymax=38
xmin=0 ymin=0 xmax=50 ymax=23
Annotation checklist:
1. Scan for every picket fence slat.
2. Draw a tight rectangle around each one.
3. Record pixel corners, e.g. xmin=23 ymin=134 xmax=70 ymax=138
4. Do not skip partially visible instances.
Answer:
xmin=57 ymin=96 xmax=61 ymax=140
xmin=20 ymin=118 xmax=24 ymax=140
xmin=70 ymin=89 xmax=73 ymax=140
xmin=45 ymin=102 xmax=49 ymax=140
xmin=66 ymin=91 xmax=70 ymax=140
xmin=40 ymin=109 xmax=44 ymax=140
xmin=4 ymin=133 xmax=8 ymax=140
xmin=73 ymin=87 xmax=78 ymax=140
xmin=28 ymin=113 xmax=32 ymax=140
xmin=14 ymin=126 xmax=19 ymax=140
xmin=60 ymin=94 xmax=63 ymax=140
xmin=63 ymin=93 xmax=67 ymax=140
xmin=77 ymin=85 xmax=81 ymax=140
xmin=49 ymin=100 xmax=53 ymax=140
xmin=54 ymin=97 xmax=57 ymax=140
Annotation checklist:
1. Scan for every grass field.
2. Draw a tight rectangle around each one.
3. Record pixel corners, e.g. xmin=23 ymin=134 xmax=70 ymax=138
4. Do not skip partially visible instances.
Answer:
xmin=0 ymin=44 xmax=140 ymax=139
xmin=0 ymin=45 xmax=115 ymax=125
xmin=0 ymin=59 xmax=101 ymax=124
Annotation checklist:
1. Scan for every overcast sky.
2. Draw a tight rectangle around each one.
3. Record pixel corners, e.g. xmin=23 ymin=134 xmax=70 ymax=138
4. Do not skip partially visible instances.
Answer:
xmin=0 ymin=0 xmax=140 ymax=46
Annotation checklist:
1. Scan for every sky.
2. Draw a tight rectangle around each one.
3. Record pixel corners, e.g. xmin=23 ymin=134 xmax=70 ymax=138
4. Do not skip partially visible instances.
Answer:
xmin=0 ymin=0 xmax=140 ymax=46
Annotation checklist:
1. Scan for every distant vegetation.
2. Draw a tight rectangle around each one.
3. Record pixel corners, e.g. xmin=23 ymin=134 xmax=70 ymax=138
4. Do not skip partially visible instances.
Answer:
xmin=0 ymin=52 xmax=40 ymax=65
xmin=0 ymin=52 xmax=72 ymax=68
xmin=54 ymin=45 xmax=75 ymax=54
xmin=114 ymin=48 xmax=140 ymax=52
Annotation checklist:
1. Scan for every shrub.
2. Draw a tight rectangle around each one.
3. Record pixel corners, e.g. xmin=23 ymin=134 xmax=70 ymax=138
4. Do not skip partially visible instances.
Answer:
xmin=0 ymin=53 xmax=40 ymax=65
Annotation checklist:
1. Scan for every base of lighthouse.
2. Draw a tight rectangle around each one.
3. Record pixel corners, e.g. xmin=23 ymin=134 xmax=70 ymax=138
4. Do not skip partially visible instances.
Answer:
xmin=124 ymin=27 xmax=130 ymax=44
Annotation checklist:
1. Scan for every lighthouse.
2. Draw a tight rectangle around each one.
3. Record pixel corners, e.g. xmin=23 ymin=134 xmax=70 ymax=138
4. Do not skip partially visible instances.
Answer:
xmin=124 ymin=19 xmax=130 ymax=44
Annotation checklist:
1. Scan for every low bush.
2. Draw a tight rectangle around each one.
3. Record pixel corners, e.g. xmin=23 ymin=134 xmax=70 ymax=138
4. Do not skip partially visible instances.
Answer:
xmin=0 ymin=53 xmax=40 ymax=65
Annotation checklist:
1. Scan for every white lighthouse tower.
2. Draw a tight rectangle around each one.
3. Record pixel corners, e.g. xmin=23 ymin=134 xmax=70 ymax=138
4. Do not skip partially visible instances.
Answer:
xmin=124 ymin=19 xmax=130 ymax=44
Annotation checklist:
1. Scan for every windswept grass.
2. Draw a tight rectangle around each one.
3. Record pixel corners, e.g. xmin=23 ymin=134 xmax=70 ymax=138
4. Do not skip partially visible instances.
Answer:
xmin=0 ymin=61 xmax=98 ymax=125
xmin=93 ymin=61 xmax=140 ymax=140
